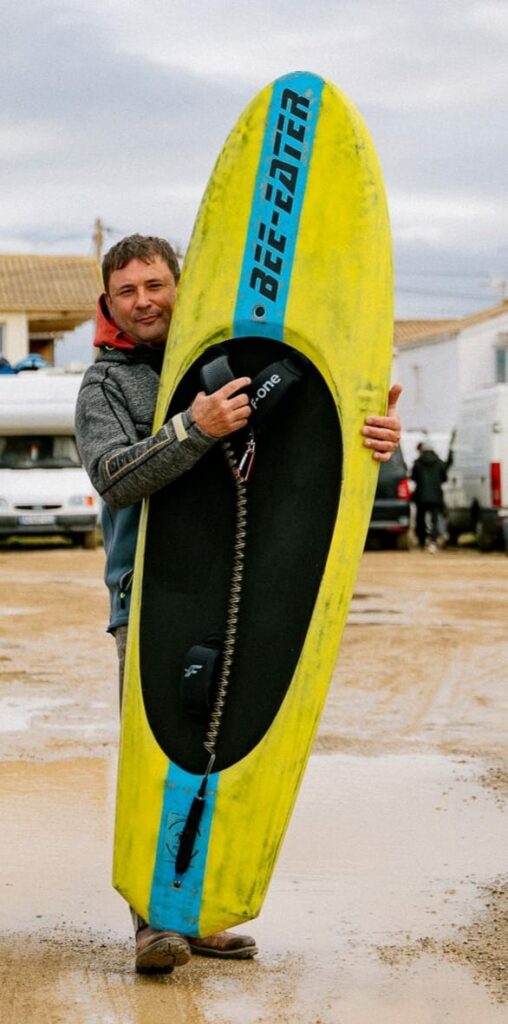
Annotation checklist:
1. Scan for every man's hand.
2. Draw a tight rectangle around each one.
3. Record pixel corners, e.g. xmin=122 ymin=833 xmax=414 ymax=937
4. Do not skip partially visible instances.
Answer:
xmin=191 ymin=377 xmax=252 ymax=438
xmin=362 ymin=383 xmax=402 ymax=462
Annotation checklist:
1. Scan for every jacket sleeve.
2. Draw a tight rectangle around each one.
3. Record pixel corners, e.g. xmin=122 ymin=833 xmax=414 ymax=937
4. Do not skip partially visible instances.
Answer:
xmin=75 ymin=376 xmax=217 ymax=509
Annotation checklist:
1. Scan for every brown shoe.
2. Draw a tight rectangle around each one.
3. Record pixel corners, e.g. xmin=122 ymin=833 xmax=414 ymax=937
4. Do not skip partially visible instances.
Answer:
xmin=135 ymin=926 xmax=191 ymax=974
xmin=187 ymin=930 xmax=258 ymax=959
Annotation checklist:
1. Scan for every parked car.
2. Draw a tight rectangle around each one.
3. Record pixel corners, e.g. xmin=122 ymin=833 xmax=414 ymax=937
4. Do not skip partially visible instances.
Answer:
xmin=444 ymin=384 xmax=508 ymax=551
xmin=367 ymin=446 xmax=412 ymax=549
xmin=0 ymin=371 xmax=100 ymax=548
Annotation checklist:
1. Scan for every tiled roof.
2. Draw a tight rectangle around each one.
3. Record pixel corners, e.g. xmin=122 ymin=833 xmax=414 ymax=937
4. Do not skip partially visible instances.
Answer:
xmin=395 ymin=300 xmax=508 ymax=347
xmin=394 ymin=319 xmax=457 ymax=344
xmin=0 ymin=255 xmax=101 ymax=312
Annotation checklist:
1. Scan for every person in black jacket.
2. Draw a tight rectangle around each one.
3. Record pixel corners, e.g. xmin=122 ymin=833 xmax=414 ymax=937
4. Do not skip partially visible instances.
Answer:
xmin=412 ymin=441 xmax=449 ymax=551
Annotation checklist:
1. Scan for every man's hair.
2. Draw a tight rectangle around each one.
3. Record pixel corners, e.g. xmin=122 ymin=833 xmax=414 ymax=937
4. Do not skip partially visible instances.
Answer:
xmin=102 ymin=234 xmax=181 ymax=293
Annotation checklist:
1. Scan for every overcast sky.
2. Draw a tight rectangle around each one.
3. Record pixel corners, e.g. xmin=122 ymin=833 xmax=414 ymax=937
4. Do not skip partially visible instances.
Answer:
xmin=2 ymin=0 xmax=508 ymax=361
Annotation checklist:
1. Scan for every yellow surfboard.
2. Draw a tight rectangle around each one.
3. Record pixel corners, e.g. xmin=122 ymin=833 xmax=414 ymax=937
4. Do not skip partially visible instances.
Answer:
xmin=114 ymin=71 xmax=392 ymax=937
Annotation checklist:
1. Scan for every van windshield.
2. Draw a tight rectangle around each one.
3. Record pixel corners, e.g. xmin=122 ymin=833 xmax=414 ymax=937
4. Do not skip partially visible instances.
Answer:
xmin=0 ymin=435 xmax=82 ymax=469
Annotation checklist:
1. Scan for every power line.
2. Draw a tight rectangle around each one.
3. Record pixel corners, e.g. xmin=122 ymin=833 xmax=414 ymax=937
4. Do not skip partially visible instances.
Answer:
xmin=396 ymin=285 xmax=495 ymax=300
xmin=396 ymin=269 xmax=493 ymax=280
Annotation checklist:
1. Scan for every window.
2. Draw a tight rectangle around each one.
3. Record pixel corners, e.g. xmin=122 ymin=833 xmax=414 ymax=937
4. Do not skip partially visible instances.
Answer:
xmin=412 ymin=363 xmax=422 ymax=404
xmin=495 ymin=332 xmax=508 ymax=383
xmin=0 ymin=435 xmax=81 ymax=469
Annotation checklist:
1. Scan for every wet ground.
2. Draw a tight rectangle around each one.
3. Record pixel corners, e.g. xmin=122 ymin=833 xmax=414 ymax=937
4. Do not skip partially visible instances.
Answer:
xmin=0 ymin=545 xmax=507 ymax=1022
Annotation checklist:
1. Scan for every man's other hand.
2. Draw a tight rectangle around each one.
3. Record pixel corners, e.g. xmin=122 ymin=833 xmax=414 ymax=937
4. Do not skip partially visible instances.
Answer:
xmin=191 ymin=377 xmax=252 ymax=438
xmin=362 ymin=383 xmax=402 ymax=462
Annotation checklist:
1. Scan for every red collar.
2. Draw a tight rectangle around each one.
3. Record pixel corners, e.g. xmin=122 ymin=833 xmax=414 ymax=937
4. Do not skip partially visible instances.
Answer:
xmin=93 ymin=294 xmax=139 ymax=350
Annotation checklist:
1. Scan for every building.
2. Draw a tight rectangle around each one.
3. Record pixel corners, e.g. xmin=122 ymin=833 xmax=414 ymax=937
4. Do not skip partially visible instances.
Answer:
xmin=0 ymin=254 xmax=101 ymax=366
xmin=394 ymin=300 xmax=508 ymax=435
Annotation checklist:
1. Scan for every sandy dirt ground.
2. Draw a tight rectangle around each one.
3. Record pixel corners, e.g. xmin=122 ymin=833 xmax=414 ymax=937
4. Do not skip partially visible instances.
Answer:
xmin=0 ymin=543 xmax=507 ymax=1023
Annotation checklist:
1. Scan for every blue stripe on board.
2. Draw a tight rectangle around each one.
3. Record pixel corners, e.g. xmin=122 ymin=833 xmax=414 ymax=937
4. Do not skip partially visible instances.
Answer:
xmin=233 ymin=72 xmax=324 ymax=341
xmin=149 ymin=761 xmax=218 ymax=933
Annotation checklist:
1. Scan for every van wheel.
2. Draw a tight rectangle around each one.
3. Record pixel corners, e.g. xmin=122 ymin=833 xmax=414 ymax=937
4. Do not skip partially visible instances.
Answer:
xmin=396 ymin=530 xmax=411 ymax=551
xmin=445 ymin=523 xmax=459 ymax=546
xmin=476 ymin=520 xmax=495 ymax=552
xmin=75 ymin=530 xmax=98 ymax=551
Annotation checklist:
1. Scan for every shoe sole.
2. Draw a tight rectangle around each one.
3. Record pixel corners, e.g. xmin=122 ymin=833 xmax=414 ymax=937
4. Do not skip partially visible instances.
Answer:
xmin=135 ymin=936 xmax=191 ymax=974
xmin=188 ymin=942 xmax=258 ymax=960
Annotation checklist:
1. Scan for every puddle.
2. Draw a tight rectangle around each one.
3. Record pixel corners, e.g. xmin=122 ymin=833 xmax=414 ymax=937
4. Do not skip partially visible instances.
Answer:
xmin=269 ymin=753 xmax=507 ymax=941
xmin=348 ymin=591 xmax=412 ymax=626
xmin=347 ymin=611 xmax=411 ymax=625
xmin=0 ymin=751 xmax=506 ymax=1022
xmin=0 ymin=695 xmax=74 ymax=732
xmin=0 ymin=606 xmax=40 ymax=617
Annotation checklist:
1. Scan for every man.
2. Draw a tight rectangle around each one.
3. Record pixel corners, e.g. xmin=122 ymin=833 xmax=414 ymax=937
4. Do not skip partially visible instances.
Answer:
xmin=411 ymin=441 xmax=449 ymax=552
xmin=76 ymin=234 xmax=402 ymax=975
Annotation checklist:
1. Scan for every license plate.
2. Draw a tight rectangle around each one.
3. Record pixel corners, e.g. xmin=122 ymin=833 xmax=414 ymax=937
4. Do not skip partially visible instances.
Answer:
xmin=19 ymin=513 xmax=56 ymax=526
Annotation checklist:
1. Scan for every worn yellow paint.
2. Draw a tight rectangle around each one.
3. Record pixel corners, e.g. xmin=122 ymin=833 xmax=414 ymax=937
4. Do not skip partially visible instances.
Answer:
xmin=114 ymin=74 xmax=392 ymax=934
xmin=112 ymin=541 xmax=167 ymax=921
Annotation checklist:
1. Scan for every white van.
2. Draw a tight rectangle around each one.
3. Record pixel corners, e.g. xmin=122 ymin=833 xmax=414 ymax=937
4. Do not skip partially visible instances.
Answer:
xmin=444 ymin=384 xmax=508 ymax=551
xmin=0 ymin=371 xmax=100 ymax=548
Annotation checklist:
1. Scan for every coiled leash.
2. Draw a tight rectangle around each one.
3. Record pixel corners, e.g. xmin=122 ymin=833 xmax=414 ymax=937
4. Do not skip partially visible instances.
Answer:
xmin=173 ymin=349 xmax=307 ymax=886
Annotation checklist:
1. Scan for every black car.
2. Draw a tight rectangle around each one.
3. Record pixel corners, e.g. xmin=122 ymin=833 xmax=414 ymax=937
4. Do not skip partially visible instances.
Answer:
xmin=367 ymin=446 xmax=412 ymax=549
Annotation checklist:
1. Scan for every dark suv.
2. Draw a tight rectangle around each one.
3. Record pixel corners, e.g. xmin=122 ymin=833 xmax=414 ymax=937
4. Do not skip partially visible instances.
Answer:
xmin=367 ymin=446 xmax=412 ymax=549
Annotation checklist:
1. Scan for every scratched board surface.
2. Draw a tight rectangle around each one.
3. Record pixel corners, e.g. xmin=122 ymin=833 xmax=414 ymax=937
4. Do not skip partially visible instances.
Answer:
xmin=114 ymin=71 xmax=393 ymax=937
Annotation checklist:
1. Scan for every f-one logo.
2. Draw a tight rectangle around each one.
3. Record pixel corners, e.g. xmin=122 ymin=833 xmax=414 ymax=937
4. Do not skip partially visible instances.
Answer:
xmin=184 ymin=664 xmax=203 ymax=678
xmin=251 ymin=373 xmax=281 ymax=409
xmin=249 ymin=88 xmax=311 ymax=305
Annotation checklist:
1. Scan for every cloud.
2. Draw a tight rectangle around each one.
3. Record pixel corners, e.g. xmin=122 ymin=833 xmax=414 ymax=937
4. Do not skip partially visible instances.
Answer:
xmin=98 ymin=0 xmax=508 ymax=114
xmin=390 ymin=191 xmax=508 ymax=246
xmin=1 ymin=0 xmax=507 ymax=320
xmin=0 ymin=123 xmax=64 ymax=161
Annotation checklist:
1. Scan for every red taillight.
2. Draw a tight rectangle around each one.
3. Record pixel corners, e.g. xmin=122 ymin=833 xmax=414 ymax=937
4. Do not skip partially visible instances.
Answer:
xmin=397 ymin=478 xmax=411 ymax=501
xmin=491 ymin=462 xmax=502 ymax=508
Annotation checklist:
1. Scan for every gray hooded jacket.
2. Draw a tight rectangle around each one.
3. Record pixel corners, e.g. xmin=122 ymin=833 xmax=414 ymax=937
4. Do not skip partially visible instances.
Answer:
xmin=75 ymin=346 xmax=216 ymax=629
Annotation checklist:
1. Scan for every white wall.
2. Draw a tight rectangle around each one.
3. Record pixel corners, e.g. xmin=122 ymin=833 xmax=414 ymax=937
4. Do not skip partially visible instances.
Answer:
xmin=457 ymin=311 xmax=508 ymax=392
xmin=395 ymin=310 xmax=508 ymax=435
xmin=395 ymin=333 xmax=458 ymax=434
xmin=0 ymin=312 xmax=28 ymax=364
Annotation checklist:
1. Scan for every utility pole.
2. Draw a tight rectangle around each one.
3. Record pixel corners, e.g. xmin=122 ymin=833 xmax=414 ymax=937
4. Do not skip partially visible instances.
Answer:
xmin=90 ymin=218 xmax=105 ymax=364
xmin=490 ymin=276 xmax=508 ymax=303
xmin=93 ymin=217 xmax=104 ymax=264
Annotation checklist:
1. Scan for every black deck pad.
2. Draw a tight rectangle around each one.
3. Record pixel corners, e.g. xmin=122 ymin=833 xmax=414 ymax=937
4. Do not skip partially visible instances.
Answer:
xmin=140 ymin=338 xmax=342 ymax=774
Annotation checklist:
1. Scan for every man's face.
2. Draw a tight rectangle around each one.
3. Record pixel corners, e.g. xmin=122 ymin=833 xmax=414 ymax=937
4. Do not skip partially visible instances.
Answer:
xmin=106 ymin=256 xmax=177 ymax=345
